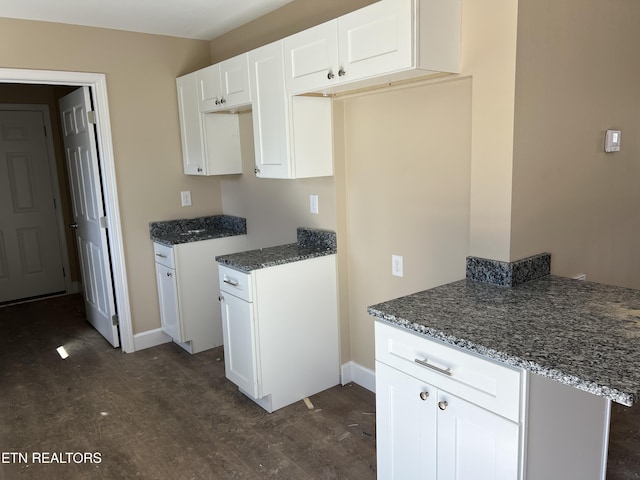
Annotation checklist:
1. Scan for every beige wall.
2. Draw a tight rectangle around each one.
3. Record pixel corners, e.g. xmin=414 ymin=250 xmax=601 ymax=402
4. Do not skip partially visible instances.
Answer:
xmin=464 ymin=0 xmax=519 ymax=262
xmin=0 ymin=18 xmax=217 ymax=333
xmin=339 ymin=79 xmax=472 ymax=369
xmin=220 ymin=113 xmax=337 ymax=250
xmin=511 ymin=0 xmax=640 ymax=289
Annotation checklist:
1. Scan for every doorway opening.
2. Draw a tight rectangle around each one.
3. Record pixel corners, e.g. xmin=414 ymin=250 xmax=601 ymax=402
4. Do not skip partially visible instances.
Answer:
xmin=0 ymin=69 xmax=133 ymax=353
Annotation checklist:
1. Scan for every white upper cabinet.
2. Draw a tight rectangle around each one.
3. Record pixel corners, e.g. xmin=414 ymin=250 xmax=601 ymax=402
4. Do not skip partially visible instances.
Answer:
xmin=176 ymin=72 xmax=206 ymax=175
xmin=284 ymin=0 xmax=461 ymax=95
xmin=176 ymin=71 xmax=243 ymax=176
xmin=248 ymin=41 xmax=333 ymax=179
xmin=176 ymin=0 xmax=460 ymax=178
xmin=196 ymin=53 xmax=251 ymax=112
xmin=283 ymin=20 xmax=339 ymax=95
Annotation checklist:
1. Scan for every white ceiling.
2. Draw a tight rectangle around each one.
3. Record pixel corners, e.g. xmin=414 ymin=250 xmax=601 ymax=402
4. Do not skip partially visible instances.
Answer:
xmin=0 ymin=0 xmax=295 ymax=40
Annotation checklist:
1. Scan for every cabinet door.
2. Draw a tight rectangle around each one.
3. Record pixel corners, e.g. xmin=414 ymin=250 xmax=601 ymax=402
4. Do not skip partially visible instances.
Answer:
xmin=283 ymin=20 xmax=339 ymax=95
xmin=155 ymin=263 xmax=182 ymax=342
xmin=176 ymin=72 xmax=206 ymax=175
xmin=248 ymin=41 xmax=292 ymax=179
xmin=220 ymin=292 xmax=259 ymax=398
xmin=436 ymin=391 xmax=520 ymax=480
xmin=337 ymin=0 xmax=413 ymax=82
xmin=219 ymin=53 xmax=251 ymax=108
xmin=376 ymin=361 xmax=437 ymax=480
xmin=196 ymin=64 xmax=222 ymax=112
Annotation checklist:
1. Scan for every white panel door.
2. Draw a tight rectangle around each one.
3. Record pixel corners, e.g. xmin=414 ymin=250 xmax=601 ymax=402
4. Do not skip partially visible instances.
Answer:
xmin=220 ymin=291 xmax=259 ymax=398
xmin=248 ymin=41 xmax=292 ymax=179
xmin=283 ymin=20 xmax=339 ymax=94
xmin=155 ymin=262 xmax=181 ymax=342
xmin=59 ymin=88 xmax=119 ymax=348
xmin=376 ymin=361 xmax=437 ymax=480
xmin=0 ymin=110 xmax=65 ymax=302
xmin=337 ymin=0 xmax=413 ymax=82
xmin=219 ymin=53 xmax=251 ymax=108
xmin=437 ymin=391 xmax=520 ymax=480
xmin=176 ymin=72 xmax=206 ymax=175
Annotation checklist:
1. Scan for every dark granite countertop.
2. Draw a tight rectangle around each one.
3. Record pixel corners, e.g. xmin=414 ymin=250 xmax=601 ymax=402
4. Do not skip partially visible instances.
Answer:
xmin=149 ymin=215 xmax=246 ymax=246
xmin=368 ymin=275 xmax=640 ymax=406
xmin=216 ymin=227 xmax=336 ymax=273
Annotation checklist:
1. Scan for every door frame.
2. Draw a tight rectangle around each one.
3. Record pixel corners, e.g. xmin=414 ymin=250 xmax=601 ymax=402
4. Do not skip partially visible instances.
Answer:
xmin=0 ymin=68 xmax=134 ymax=353
xmin=0 ymin=103 xmax=76 ymax=297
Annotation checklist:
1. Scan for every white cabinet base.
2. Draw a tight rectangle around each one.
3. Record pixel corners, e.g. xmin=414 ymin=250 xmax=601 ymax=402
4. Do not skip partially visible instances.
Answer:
xmin=154 ymin=235 xmax=247 ymax=354
xmin=219 ymin=255 xmax=340 ymax=413
xmin=374 ymin=322 xmax=613 ymax=479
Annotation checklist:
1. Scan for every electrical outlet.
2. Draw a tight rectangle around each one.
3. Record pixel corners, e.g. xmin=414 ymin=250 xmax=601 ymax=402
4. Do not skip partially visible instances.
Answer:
xmin=310 ymin=194 xmax=319 ymax=214
xmin=392 ymin=255 xmax=403 ymax=277
xmin=181 ymin=191 xmax=192 ymax=207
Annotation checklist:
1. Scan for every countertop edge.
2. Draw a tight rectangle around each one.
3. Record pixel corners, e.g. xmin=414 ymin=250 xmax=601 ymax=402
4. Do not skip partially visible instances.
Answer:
xmin=150 ymin=230 xmax=246 ymax=246
xmin=216 ymin=247 xmax=336 ymax=273
xmin=369 ymin=309 xmax=635 ymax=407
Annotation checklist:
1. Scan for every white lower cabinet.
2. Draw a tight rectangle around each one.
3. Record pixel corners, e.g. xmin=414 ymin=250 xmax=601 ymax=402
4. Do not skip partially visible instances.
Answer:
xmin=218 ymin=255 xmax=340 ymax=412
xmin=153 ymin=235 xmax=247 ymax=354
xmin=155 ymin=262 xmax=181 ymax=342
xmin=376 ymin=320 xmax=618 ymax=480
xmin=375 ymin=322 xmax=522 ymax=480
xmin=436 ymin=386 xmax=520 ymax=480
xmin=219 ymin=289 xmax=259 ymax=397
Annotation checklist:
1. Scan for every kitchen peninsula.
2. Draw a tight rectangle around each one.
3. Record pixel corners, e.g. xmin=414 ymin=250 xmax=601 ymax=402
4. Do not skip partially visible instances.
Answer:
xmin=369 ymin=253 xmax=640 ymax=479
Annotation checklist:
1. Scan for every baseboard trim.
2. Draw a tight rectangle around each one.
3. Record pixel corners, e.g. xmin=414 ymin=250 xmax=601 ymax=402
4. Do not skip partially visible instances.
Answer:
xmin=132 ymin=328 xmax=172 ymax=352
xmin=341 ymin=361 xmax=375 ymax=393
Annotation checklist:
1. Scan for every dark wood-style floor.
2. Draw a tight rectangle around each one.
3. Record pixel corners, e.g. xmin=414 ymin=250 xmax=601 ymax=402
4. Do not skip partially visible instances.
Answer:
xmin=0 ymin=294 xmax=376 ymax=479
xmin=0 ymin=294 xmax=638 ymax=479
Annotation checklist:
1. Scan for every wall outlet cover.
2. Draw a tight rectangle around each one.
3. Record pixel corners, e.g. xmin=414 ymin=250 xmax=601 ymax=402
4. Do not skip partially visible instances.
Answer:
xmin=181 ymin=191 xmax=192 ymax=207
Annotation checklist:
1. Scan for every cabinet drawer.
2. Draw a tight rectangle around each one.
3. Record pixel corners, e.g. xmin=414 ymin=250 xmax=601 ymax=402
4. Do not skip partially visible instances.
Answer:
xmin=153 ymin=243 xmax=175 ymax=269
xmin=218 ymin=265 xmax=253 ymax=302
xmin=375 ymin=322 xmax=522 ymax=422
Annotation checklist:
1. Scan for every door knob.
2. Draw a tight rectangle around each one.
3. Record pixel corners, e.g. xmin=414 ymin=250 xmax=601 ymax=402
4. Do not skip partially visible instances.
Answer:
xmin=69 ymin=223 xmax=78 ymax=229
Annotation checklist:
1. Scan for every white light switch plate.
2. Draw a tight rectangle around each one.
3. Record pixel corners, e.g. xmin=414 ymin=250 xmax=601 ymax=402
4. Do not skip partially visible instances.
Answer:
xmin=310 ymin=194 xmax=319 ymax=214
xmin=181 ymin=191 xmax=192 ymax=207
xmin=392 ymin=255 xmax=403 ymax=277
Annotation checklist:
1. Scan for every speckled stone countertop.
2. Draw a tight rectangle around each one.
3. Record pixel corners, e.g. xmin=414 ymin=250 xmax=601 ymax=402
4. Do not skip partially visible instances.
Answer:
xmin=368 ymin=275 xmax=640 ymax=406
xmin=149 ymin=215 xmax=246 ymax=246
xmin=216 ymin=227 xmax=336 ymax=273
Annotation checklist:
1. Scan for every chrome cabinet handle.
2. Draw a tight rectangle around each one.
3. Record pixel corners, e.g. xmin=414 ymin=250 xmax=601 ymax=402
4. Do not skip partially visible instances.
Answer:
xmin=197 ymin=167 xmax=203 ymax=173
xmin=220 ymin=97 xmax=226 ymax=104
xmin=254 ymin=167 xmax=260 ymax=175
xmin=166 ymin=272 xmax=172 ymax=277
xmin=414 ymin=358 xmax=452 ymax=377
xmin=69 ymin=223 xmax=78 ymax=229
xmin=223 ymin=278 xmax=239 ymax=287
xmin=419 ymin=391 xmax=429 ymax=401
xmin=218 ymin=295 xmax=224 ymax=302
xmin=155 ymin=253 xmax=167 ymax=258
xmin=438 ymin=401 xmax=448 ymax=411
xmin=327 ymin=70 xmax=335 ymax=80
xmin=338 ymin=68 xmax=346 ymax=77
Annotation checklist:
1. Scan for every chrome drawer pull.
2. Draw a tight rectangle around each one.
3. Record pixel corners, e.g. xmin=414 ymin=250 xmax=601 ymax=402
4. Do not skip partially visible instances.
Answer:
xmin=155 ymin=253 xmax=167 ymax=258
xmin=223 ymin=278 xmax=239 ymax=287
xmin=414 ymin=358 xmax=452 ymax=377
